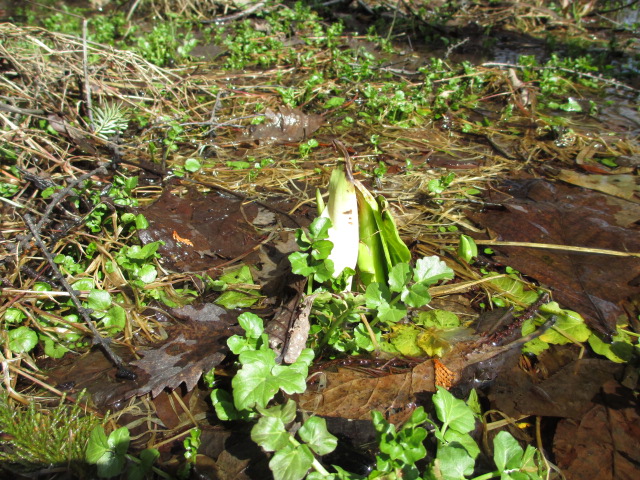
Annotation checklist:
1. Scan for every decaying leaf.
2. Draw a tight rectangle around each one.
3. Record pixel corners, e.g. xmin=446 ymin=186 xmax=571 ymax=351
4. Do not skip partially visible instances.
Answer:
xmin=138 ymin=188 xmax=268 ymax=272
xmin=553 ymin=380 xmax=640 ymax=480
xmin=556 ymin=170 xmax=640 ymax=202
xmin=248 ymin=107 xmax=323 ymax=144
xmin=469 ymin=178 xmax=640 ymax=335
xmin=47 ymin=303 xmax=240 ymax=407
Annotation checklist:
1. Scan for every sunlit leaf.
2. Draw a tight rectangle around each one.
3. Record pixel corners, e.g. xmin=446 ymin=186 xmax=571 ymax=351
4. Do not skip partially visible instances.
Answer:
xmin=298 ymin=416 xmax=338 ymax=456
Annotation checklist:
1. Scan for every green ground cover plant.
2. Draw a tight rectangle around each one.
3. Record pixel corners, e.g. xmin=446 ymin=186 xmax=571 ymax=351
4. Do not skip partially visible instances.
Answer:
xmin=1 ymin=1 xmax=638 ymax=478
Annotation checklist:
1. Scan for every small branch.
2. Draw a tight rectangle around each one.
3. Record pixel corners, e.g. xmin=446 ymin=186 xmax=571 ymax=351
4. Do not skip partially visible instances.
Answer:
xmin=23 ymin=214 xmax=136 ymax=379
xmin=82 ymin=18 xmax=94 ymax=130
xmin=201 ymin=1 xmax=267 ymax=24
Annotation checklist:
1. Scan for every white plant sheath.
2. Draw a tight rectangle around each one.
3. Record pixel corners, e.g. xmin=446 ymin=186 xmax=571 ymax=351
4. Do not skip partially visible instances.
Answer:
xmin=321 ymin=165 xmax=359 ymax=289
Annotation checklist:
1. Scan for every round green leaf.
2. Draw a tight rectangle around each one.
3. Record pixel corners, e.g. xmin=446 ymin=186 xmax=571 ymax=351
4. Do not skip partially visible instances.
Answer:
xmin=137 ymin=264 xmax=157 ymax=284
xmin=72 ymin=278 xmax=95 ymax=291
xmin=8 ymin=326 xmax=38 ymax=353
xmin=184 ymin=158 xmax=201 ymax=172
xmin=4 ymin=307 xmax=26 ymax=324
xmin=87 ymin=290 xmax=111 ymax=311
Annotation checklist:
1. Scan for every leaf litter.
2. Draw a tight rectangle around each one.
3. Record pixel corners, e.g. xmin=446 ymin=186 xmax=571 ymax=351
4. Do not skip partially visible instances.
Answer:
xmin=0 ymin=2 xmax=639 ymax=478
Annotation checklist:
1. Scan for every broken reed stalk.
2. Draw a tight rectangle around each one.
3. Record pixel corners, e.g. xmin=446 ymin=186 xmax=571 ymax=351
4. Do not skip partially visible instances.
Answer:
xmin=22 ymin=214 xmax=136 ymax=380
xmin=473 ymin=239 xmax=640 ymax=258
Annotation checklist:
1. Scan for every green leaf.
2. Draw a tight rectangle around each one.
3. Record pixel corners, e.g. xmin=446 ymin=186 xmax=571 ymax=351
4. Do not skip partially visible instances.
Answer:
xmin=87 ymin=290 xmax=111 ymax=311
xmin=272 ymin=363 xmax=308 ymax=395
xmin=388 ymin=263 xmax=411 ymax=293
xmin=269 ymin=444 xmax=314 ymax=480
xmin=413 ymin=256 xmax=454 ymax=285
xmin=137 ymin=264 xmax=157 ymax=284
xmin=4 ymin=307 xmax=26 ymax=324
xmin=588 ymin=331 xmax=633 ymax=363
xmin=298 ymin=416 xmax=338 ymax=456
xmin=215 ymin=290 xmax=260 ymax=309
xmin=493 ymin=431 xmax=524 ymax=472
xmin=135 ymin=214 xmax=149 ymax=230
xmin=403 ymin=406 xmax=428 ymax=429
xmin=102 ymin=306 xmax=126 ymax=332
xmin=289 ymin=251 xmax=314 ymax=277
xmin=233 ymin=349 xmax=279 ymax=410
xmin=86 ymin=426 xmax=110 ymax=464
xmin=433 ymin=444 xmax=475 ymax=480
xmin=86 ymin=426 xmax=128 ymax=478
xmin=211 ymin=388 xmax=242 ymax=420
xmin=457 ymin=235 xmax=477 ymax=263
xmin=126 ymin=242 xmax=160 ymax=260
xmin=258 ymin=399 xmax=298 ymax=424
xmin=127 ymin=448 xmax=159 ymax=480
xmin=311 ymin=239 xmax=334 ymax=260
xmin=238 ymin=312 xmax=264 ymax=339
xmin=108 ymin=427 xmax=131 ymax=455
xmin=538 ymin=305 xmax=590 ymax=344
xmin=33 ymin=282 xmax=51 ymax=291
xmin=324 ymin=97 xmax=345 ymax=109
xmin=443 ymin=430 xmax=480 ymax=459
xmin=433 ymin=387 xmax=476 ymax=435
xmin=42 ymin=336 xmax=69 ymax=359
xmin=309 ymin=216 xmax=331 ymax=240
xmin=72 ymin=278 xmax=95 ymax=290
xmin=184 ymin=158 xmax=202 ymax=172
xmin=401 ymin=282 xmax=432 ymax=308
xmin=376 ymin=302 xmax=407 ymax=324
xmin=251 ymin=416 xmax=290 ymax=452
xmin=416 ymin=310 xmax=460 ymax=329
xmin=365 ymin=282 xmax=391 ymax=308
xmin=8 ymin=327 xmax=38 ymax=353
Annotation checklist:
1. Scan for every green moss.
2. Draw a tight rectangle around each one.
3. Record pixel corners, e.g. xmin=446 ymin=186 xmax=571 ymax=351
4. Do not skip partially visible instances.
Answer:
xmin=0 ymin=391 xmax=104 ymax=476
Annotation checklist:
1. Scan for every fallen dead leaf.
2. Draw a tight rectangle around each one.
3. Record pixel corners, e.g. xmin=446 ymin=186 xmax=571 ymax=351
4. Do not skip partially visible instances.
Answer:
xmin=469 ymin=177 xmax=640 ymax=335
xmin=553 ymin=380 xmax=640 ymax=480
xmin=247 ymin=107 xmax=323 ymax=144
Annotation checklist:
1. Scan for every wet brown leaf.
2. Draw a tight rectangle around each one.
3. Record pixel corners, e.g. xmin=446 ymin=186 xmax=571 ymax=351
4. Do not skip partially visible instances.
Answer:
xmin=553 ymin=380 xmax=640 ymax=480
xmin=469 ymin=178 xmax=640 ymax=335
xmin=488 ymin=356 xmax=623 ymax=420
xmin=248 ymin=107 xmax=323 ymax=144
xmin=138 ymin=188 xmax=268 ymax=272
xmin=47 ymin=303 xmax=239 ymax=407
xmin=298 ymin=336 xmax=527 ymax=423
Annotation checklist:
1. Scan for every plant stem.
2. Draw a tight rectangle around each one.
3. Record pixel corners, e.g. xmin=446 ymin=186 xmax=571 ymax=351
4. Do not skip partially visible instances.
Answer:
xmin=287 ymin=435 xmax=331 ymax=476
xmin=470 ymin=471 xmax=499 ymax=480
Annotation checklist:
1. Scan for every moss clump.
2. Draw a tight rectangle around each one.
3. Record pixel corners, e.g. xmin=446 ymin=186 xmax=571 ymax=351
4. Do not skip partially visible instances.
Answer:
xmin=0 ymin=391 xmax=104 ymax=477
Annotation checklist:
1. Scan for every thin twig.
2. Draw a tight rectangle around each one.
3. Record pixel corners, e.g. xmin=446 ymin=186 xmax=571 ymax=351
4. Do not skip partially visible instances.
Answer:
xmin=23 ymin=214 xmax=136 ymax=379
xmin=201 ymin=1 xmax=267 ymax=24
xmin=82 ymin=18 xmax=94 ymax=130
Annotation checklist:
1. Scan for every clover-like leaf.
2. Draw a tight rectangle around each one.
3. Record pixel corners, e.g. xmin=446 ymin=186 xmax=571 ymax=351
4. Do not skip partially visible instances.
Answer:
xmin=401 ymin=282 xmax=432 ymax=308
xmin=233 ymin=349 xmax=279 ymax=410
xmin=88 ymin=290 xmax=111 ymax=311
